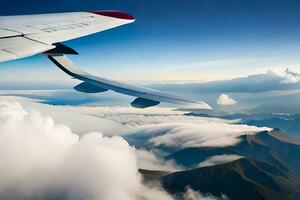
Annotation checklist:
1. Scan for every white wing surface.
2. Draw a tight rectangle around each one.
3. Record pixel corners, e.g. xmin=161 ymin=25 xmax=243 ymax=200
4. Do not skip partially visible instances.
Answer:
xmin=0 ymin=11 xmax=135 ymax=62
xmin=0 ymin=37 xmax=55 ymax=62
xmin=0 ymin=11 xmax=134 ymax=43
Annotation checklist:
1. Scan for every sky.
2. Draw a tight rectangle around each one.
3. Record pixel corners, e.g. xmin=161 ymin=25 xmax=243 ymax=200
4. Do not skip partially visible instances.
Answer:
xmin=1 ymin=0 xmax=300 ymax=88
xmin=0 ymin=2 xmax=300 ymax=199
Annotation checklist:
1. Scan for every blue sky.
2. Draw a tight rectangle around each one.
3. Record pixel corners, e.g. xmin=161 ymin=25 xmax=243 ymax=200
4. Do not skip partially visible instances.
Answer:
xmin=1 ymin=0 xmax=300 ymax=87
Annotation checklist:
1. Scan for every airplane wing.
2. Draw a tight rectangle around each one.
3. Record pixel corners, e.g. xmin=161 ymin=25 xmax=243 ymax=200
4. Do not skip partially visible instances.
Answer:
xmin=0 ymin=10 xmax=212 ymax=109
xmin=0 ymin=11 xmax=134 ymax=62
xmin=45 ymin=53 xmax=212 ymax=109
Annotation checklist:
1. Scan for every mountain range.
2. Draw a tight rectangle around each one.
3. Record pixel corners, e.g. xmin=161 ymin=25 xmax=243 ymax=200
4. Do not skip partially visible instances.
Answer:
xmin=134 ymin=130 xmax=300 ymax=200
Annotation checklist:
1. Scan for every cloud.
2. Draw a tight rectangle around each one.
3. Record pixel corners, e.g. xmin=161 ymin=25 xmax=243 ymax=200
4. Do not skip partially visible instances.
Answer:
xmin=217 ymin=94 xmax=237 ymax=105
xmin=0 ymin=100 xmax=176 ymax=200
xmin=0 ymin=95 xmax=124 ymax=136
xmin=277 ymin=69 xmax=300 ymax=84
xmin=151 ymin=68 xmax=300 ymax=93
xmin=198 ymin=155 xmax=243 ymax=168
xmin=136 ymin=149 xmax=182 ymax=171
xmin=183 ymin=188 xmax=228 ymax=200
xmin=65 ymin=104 xmax=232 ymax=129
xmin=126 ymin=123 xmax=270 ymax=151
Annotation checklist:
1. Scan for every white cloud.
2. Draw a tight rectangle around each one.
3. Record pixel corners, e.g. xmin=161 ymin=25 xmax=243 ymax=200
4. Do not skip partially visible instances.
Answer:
xmin=0 ymin=95 xmax=124 ymax=136
xmin=217 ymin=94 xmax=237 ymax=105
xmin=0 ymin=100 xmax=175 ymax=200
xmin=68 ymin=105 xmax=229 ymax=128
xmin=198 ymin=154 xmax=243 ymax=168
xmin=152 ymin=68 xmax=300 ymax=93
xmin=136 ymin=149 xmax=182 ymax=171
xmin=128 ymin=123 xmax=270 ymax=150
xmin=183 ymin=188 xmax=228 ymax=200
xmin=274 ymin=68 xmax=300 ymax=84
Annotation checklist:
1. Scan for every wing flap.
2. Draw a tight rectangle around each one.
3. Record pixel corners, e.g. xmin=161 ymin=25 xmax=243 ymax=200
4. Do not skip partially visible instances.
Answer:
xmin=0 ymin=37 xmax=55 ymax=62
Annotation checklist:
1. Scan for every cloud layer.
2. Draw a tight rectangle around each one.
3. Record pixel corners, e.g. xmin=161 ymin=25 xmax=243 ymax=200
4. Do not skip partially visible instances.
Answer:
xmin=152 ymin=69 xmax=300 ymax=93
xmin=66 ymin=105 xmax=231 ymax=129
xmin=126 ymin=123 xmax=270 ymax=151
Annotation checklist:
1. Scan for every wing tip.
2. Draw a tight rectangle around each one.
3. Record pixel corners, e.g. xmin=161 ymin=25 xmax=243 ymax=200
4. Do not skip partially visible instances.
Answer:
xmin=90 ymin=10 xmax=135 ymax=21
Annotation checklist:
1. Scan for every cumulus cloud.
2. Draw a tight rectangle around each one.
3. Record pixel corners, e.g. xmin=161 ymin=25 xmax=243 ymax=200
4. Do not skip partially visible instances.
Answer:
xmin=198 ymin=154 xmax=243 ymax=168
xmin=0 ymin=95 xmax=124 ymax=136
xmin=151 ymin=68 xmax=300 ymax=93
xmin=217 ymin=94 xmax=237 ymax=105
xmin=127 ymin=123 xmax=270 ymax=151
xmin=0 ymin=101 xmax=176 ymax=200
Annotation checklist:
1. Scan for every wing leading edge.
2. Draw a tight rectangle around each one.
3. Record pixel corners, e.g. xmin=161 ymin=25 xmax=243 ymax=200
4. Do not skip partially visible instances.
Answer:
xmin=45 ymin=53 xmax=212 ymax=109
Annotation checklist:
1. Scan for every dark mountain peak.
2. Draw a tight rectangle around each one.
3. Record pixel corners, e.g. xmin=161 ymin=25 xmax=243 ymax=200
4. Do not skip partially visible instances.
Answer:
xmin=161 ymin=158 xmax=298 ymax=200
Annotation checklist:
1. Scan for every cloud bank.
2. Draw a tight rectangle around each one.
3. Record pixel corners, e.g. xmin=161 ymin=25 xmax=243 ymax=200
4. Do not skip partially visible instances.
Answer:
xmin=126 ymin=123 xmax=270 ymax=151
xmin=152 ymin=69 xmax=300 ymax=93
xmin=217 ymin=94 xmax=237 ymax=105
xmin=66 ymin=105 xmax=231 ymax=129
